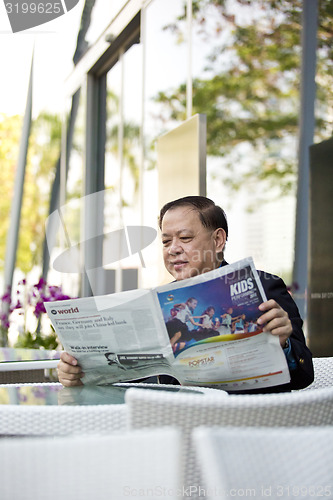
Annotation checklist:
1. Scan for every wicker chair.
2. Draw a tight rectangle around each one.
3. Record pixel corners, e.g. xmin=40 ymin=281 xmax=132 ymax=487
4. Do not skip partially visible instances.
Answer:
xmin=301 ymin=356 xmax=333 ymax=390
xmin=194 ymin=426 xmax=333 ymax=499
xmin=126 ymin=386 xmax=333 ymax=497
xmin=0 ymin=364 xmax=58 ymax=384
xmin=0 ymin=427 xmax=181 ymax=500
xmin=0 ymin=384 xmax=128 ymax=437
xmin=0 ymin=348 xmax=60 ymax=384
xmin=0 ymin=380 xmax=226 ymax=437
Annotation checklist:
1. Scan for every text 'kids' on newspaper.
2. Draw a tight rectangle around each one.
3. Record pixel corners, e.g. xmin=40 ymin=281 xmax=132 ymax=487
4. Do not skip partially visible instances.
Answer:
xmin=45 ymin=257 xmax=290 ymax=391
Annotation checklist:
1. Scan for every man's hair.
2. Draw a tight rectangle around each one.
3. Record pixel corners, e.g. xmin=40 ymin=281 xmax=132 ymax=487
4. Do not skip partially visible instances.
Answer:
xmin=186 ymin=297 xmax=197 ymax=304
xmin=158 ymin=196 xmax=228 ymax=239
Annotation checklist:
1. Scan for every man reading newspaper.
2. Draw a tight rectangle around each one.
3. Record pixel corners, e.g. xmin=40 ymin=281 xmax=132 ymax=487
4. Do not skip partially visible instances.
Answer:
xmin=57 ymin=196 xmax=314 ymax=393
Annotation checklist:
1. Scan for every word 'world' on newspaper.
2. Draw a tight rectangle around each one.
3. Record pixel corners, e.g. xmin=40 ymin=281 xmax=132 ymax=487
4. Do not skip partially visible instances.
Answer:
xmin=45 ymin=257 xmax=290 ymax=391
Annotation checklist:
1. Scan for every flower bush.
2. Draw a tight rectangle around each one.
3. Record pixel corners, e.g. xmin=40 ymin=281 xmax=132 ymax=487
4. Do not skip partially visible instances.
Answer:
xmin=0 ymin=278 xmax=74 ymax=349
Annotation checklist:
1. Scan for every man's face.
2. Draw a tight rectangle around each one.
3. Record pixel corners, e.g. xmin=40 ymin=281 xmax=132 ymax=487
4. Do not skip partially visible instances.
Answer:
xmin=161 ymin=206 xmax=225 ymax=281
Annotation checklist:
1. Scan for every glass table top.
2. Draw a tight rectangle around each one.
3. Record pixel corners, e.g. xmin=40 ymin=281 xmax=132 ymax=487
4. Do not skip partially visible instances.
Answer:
xmin=0 ymin=382 xmax=207 ymax=407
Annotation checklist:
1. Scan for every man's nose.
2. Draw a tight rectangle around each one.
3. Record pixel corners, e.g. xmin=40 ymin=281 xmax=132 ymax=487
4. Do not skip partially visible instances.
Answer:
xmin=168 ymin=239 xmax=183 ymax=254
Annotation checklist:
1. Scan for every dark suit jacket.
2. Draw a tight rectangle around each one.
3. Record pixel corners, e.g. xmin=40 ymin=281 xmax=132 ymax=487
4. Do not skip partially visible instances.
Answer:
xmin=160 ymin=263 xmax=314 ymax=394
xmin=242 ymin=268 xmax=314 ymax=393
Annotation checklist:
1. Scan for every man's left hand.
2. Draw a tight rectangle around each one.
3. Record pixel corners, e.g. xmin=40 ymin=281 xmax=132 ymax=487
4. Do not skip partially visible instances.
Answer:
xmin=257 ymin=299 xmax=292 ymax=347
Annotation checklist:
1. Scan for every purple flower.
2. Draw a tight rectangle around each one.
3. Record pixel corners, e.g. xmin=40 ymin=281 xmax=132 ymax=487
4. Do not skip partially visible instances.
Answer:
xmin=33 ymin=301 xmax=46 ymax=318
xmin=48 ymin=286 xmax=60 ymax=296
xmin=1 ymin=292 xmax=12 ymax=304
xmin=49 ymin=385 xmax=62 ymax=393
xmin=32 ymin=387 xmax=47 ymax=399
xmin=35 ymin=278 xmax=46 ymax=291
xmin=56 ymin=293 xmax=72 ymax=301
xmin=18 ymin=392 xmax=28 ymax=402
xmin=1 ymin=277 xmax=75 ymax=339
xmin=0 ymin=313 xmax=10 ymax=329
xmin=13 ymin=300 xmax=23 ymax=310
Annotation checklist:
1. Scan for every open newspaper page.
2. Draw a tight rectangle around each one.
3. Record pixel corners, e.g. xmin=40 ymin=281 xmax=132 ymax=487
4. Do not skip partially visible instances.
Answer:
xmin=45 ymin=257 xmax=290 ymax=389
xmin=154 ymin=257 xmax=290 ymax=391
xmin=45 ymin=288 xmax=175 ymax=385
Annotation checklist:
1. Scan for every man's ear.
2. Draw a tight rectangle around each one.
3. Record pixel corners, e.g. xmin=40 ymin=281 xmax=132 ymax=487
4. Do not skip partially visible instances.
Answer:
xmin=213 ymin=228 xmax=226 ymax=254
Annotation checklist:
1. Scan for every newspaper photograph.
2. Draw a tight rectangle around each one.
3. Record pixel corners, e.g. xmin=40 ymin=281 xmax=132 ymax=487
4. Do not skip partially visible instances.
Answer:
xmin=155 ymin=257 xmax=290 ymax=390
xmin=45 ymin=257 xmax=290 ymax=390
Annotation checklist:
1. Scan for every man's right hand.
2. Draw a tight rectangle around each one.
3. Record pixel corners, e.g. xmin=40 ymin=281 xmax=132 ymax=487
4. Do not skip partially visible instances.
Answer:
xmin=57 ymin=351 xmax=84 ymax=387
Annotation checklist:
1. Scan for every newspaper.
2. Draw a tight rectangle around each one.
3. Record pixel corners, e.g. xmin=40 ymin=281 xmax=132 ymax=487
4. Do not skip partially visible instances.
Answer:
xmin=45 ymin=257 xmax=290 ymax=391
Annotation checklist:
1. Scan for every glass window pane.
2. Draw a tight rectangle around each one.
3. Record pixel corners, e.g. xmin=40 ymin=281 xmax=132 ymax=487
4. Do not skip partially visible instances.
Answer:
xmin=104 ymin=41 xmax=143 ymax=280
xmin=85 ymin=0 xmax=128 ymax=46
xmin=55 ymin=89 xmax=85 ymax=296
xmin=189 ymin=2 xmax=299 ymax=280
xmin=141 ymin=0 xmax=189 ymax=287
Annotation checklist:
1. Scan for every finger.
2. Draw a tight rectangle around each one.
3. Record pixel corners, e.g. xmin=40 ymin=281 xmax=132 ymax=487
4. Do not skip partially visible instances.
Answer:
xmin=60 ymin=351 xmax=78 ymax=366
xmin=261 ymin=315 xmax=292 ymax=341
xmin=258 ymin=299 xmax=278 ymax=312
xmin=57 ymin=359 xmax=82 ymax=374
xmin=263 ymin=320 xmax=290 ymax=336
xmin=57 ymin=367 xmax=84 ymax=387
xmin=58 ymin=370 xmax=82 ymax=382
xmin=257 ymin=302 xmax=292 ymax=338
xmin=257 ymin=311 xmax=282 ymax=328
xmin=59 ymin=376 xmax=83 ymax=387
xmin=257 ymin=305 xmax=285 ymax=326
